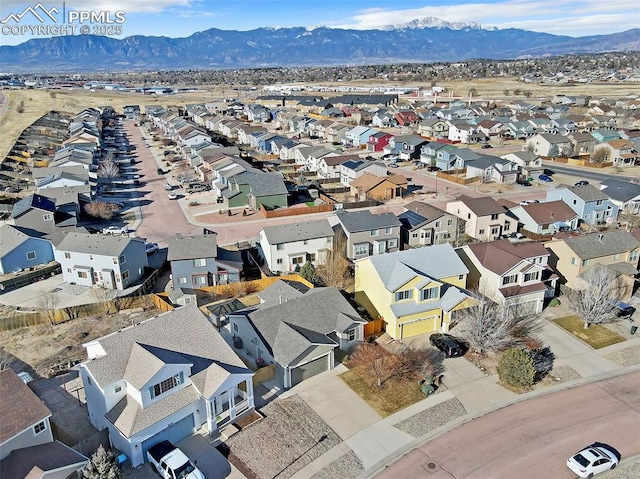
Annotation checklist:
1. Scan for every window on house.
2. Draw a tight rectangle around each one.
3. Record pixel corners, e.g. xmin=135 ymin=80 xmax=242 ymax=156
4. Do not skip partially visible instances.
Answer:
xmin=490 ymin=214 xmax=499 ymax=220
xmin=354 ymin=244 xmax=368 ymax=256
xmin=122 ymin=270 xmax=129 ymax=281
xmin=631 ymin=251 xmax=639 ymax=261
xmin=233 ymin=322 xmax=239 ymax=334
xmin=385 ymin=227 xmax=392 ymax=234
xmin=308 ymin=253 xmax=316 ymax=262
xmin=421 ymin=287 xmax=438 ymax=301
xmin=479 ymin=229 xmax=485 ymax=235
xmin=348 ymin=328 xmax=357 ymax=341
xmin=34 ymin=422 xmax=46 ymax=435
xmin=395 ymin=290 xmax=413 ymax=301
xmin=370 ymin=229 xmax=379 ymax=237
xmin=115 ymin=386 xmax=121 ymax=393
xmin=458 ymin=274 xmax=464 ymax=280
xmin=151 ymin=373 xmax=183 ymax=398
xmin=179 ymin=277 xmax=187 ymax=284
xmin=435 ymin=221 xmax=441 ymax=228
xmin=447 ymin=219 xmax=453 ymax=226
xmin=193 ymin=275 xmax=207 ymax=286
xmin=64 ymin=252 xmax=71 ymax=259
xmin=491 ymin=227 xmax=500 ymax=235
xmin=119 ymin=254 xmax=126 ymax=264
xmin=412 ymin=232 xmax=419 ymax=238
xmin=524 ymin=271 xmax=539 ymax=282
xmin=276 ymin=258 xmax=283 ymax=265
xmin=303 ymin=240 xmax=308 ymax=245
xmin=66 ymin=268 xmax=72 ymax=273
xmin=596 ymin=200 xmax=603 ymax=206
xmin=112 ymin=257 xmax=117 ymax=264
xmin=276 ymin=244 xmax=284 ymax=251
xmin=77 ymin=271 xmax=88 ymax=279
xmin=581 ymin=259 xmax=589 ymax=267
xmin=388 ymin=239 xmax=398 ymax=248
xmin=467 ymin=213 xmax=471 ymax=219
xmin=614 ymin=254 xmax=619 ymax=260
xmin=292 ymin=256 xmax=304 ymax=265
xmin=193 ymin=258 xmax=206 ymax=267
xmin=502 ymin=274 xmax=517 ymax=285
xmin=571 ymin=257 xmax=578 ymax=265
xmin=26 ymin=251 xmax=36 ymax=260
xmin=43 ymin=213 xmax=53 ymax=221
xmin=504 ymin=223 xmax=511 ymax=231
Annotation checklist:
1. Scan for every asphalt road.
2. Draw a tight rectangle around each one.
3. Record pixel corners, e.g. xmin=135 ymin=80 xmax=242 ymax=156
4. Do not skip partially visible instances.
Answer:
xmin=542 ymin=162 xmax=640 ymax=184
xmin=375 ymin=370 xmax=640 ymax=479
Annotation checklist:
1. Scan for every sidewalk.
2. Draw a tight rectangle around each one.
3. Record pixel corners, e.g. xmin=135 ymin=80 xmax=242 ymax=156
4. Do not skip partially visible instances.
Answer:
xmin=284 ymin=317 xmax=640 ymax=479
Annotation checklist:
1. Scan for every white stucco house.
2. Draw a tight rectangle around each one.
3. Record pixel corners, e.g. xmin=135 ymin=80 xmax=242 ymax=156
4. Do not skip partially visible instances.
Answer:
xmin=79 ymin=305 xmax=254 ymax=467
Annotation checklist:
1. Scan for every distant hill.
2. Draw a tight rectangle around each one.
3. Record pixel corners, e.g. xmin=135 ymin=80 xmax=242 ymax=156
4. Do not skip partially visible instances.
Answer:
xmin=1 ymin=18 xmax=638 ymax=72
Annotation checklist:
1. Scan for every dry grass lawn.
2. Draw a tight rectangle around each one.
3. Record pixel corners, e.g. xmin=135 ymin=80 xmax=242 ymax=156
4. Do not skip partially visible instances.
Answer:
xmin=339 ymin=365 xmax=425 ymax=417
xmin=553 ymin=316 xmax=626 ymax=349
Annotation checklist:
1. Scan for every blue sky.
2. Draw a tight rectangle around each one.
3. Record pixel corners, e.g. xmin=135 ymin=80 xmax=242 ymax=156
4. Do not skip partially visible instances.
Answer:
xmin=1 ymin=0 xmax=638 ymax=46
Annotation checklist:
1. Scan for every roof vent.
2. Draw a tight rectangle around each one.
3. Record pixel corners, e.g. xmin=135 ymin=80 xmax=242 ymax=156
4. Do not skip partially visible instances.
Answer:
xmin=598 ymin=234 xmax=604 ymax=241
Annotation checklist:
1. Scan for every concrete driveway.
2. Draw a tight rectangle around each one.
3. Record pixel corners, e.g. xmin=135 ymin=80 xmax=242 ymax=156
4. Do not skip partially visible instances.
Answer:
xmin=176 ymin=435 xmax=244 ymax=479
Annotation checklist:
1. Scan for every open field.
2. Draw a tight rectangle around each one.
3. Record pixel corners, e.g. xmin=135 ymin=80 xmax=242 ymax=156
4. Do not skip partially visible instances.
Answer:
xmin=2 ymin=77 xmax=638 ymax=163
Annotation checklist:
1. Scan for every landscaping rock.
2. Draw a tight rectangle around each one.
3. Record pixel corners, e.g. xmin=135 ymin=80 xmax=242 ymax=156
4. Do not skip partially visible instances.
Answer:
xmin=394 ymin=398 xmax=467 ymax=438
xmin=311 ymin=450 xmax=364 ymax=479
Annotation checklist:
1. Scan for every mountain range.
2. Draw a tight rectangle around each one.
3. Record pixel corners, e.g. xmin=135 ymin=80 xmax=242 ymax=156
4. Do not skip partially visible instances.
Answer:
xmin=1 ymin=17 xmax=638 ymax=73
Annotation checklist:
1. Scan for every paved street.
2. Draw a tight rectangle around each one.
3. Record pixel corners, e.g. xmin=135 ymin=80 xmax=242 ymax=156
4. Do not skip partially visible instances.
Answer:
xmin=374 ymin=370 xmax=640 ymax=479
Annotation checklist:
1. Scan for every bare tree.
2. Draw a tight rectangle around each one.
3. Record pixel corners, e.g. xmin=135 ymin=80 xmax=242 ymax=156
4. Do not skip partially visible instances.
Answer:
xmin=38 ymin=291 xmax=61 ymax=325
xmin=565 ymin=265 xmax=626 ymax=329
xmin=84 ymin=201 xmax=119 ymax=220
xmin=97 ymin=158 xmax=120 ymax=184
xmin=590 ymin=147 xmax=609 ymax=164
xmin=0 ymin=348 xmax=14 ymax=371
xmin=456 ymin=292 xmax=543 ymax=356
xmin=346 ymin=343 xmax=393 ymax=388
xmin=317 ymin=230 xmax=350 ymax=290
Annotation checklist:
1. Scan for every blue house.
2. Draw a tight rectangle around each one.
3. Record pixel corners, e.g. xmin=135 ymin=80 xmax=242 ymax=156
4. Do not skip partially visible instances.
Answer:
xmin=546 ymin=183 xmax=618 ymax=225
xmin=0 ymin=225 xmax=54 ymax=274
xmin=591 ymin=129 xmax=621 ymax=143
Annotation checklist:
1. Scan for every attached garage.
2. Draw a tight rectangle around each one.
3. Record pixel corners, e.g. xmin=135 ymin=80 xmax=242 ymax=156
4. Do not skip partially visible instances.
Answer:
xmin=290 ymin=355 xmax=330 ymax=387
xmin=140 ymin=413 xmax=195 ymax=458
xmin=400 ymin=316 xmax=439 ymax=339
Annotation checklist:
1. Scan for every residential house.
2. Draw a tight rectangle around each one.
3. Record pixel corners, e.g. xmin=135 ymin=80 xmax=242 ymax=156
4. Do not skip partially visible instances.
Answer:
xmin=546 ymin=184 xmax=618 ymax=225
xmin=228 ymin=284 xmax=365 ymax=388
xmin=448 ymin=122 xmax=485 ymax=144
xmin=354 ymin=244 xmax=471 ymax=339
xmin=367 ymin=131 xmax=394 ymax=152
xmin=332 ymin=209 xmax=401 ymax=261
xmin=394 ymin=110 xmax=421 ymax=127
xmin=419 ymin=142 xmax=458 ymax=169
xmin=462 ymin=155 xmax=519 ymax=184
xmin=340 ymin=160 xmax=387 ymax=187
xmin=11 ymin=194 xmax=60 ymax=235
xmin=526 ymin=133 xmax=573 ymax=157
xmin=36 ymin=171 xmax=89 ymax=190
xmin=399 ymin=201 xmax=459 ymax=248
xmin=0 ymin=369 xmax=89 ymax=478
xmin=371 ymin=109 xmax=397 ymax=128
xmin=596 ymin=139 xmax=639 ymax=167
xmin=501 ymin=151 xmax=543 ymax=178
xmin=457 ymin=239 xmax=557 ymax=314
xmin=0 ymin=225 xmax=54 ymax=274
xmin=344 ymin=126 xmax=376 ymax=148
xmin=477 ymin=119 xmax=505 ymax=137
xmin=544 ymin=230 xmax=639 ymax=299
xmin=509 ymin=200 xmax=579 ymax=237
xmin=446 ymin=196 xmax=517 ymax=241
xmin=416 ymin=118 xmax=449 ymax=139
xmin=387 ymin=135 xmax=428 ymax=160
xmin=568 ymin=132 xmax=597 ymax=156
xmin=317 ymin=154 xmax=359 ymax=180
xmin=591 ymin=129 xmax=621 ymax=143
xmin=599 ymin=179 xmax=640 ymax=214
xmin=79 ymin=305 xmax=254 ymax=466
xmin=259 ymin=219 xmax=334 ymax=274
xmin=349 ymin=173 xmax=407 ymax=201
xmin=53 ymin=233 xmax=147 ymax=290
xmin=168 ymin=233 xmax=240 ymax=288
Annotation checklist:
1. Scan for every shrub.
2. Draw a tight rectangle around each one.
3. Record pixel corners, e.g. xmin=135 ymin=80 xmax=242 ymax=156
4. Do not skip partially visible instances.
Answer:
xmin=497 ymin=347 xmax=535 ymax=391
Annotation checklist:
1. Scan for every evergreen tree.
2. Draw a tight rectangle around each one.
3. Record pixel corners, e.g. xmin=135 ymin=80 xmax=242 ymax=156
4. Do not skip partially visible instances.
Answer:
xmin=299 ymin=260 xmax=320 ymax=285
xmin=83 ymin=445 xmax=122 ymax=479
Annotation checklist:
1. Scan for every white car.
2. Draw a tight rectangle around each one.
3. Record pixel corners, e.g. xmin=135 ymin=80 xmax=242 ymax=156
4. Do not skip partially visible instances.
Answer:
xmin=168 ymin=191 xmax=178 ymax=200
xmin=567 ymin=443 xmax=620 ymax=478
xmin=145 ymin=242 xmax=159 ymax=255
xmin=102 ymin=225 xmax=127 ymax=235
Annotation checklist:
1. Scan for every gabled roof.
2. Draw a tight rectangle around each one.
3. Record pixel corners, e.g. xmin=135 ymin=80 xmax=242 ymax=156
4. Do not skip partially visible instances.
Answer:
xmin=255 ymin=279 xmax=308 ymax=307
xmin=0 ymin=369 xmax=51 ymax=444
xmin=518 ymin=200 xmax=579 ymax=224
xmin=453 ymin=195 xmax=506 ymax=216
xmin=465 ymin=239 xmax=549 ymax=275
xmin=350 ymin=173 xmax=406 ymax=191
xmin=553 ymin=184 xmax=610 ymax=202
xmin=0 ymin=224 xmax=41 ymax=257
xmin=363 ymin=243 xmax=468 ymax=291
xmin=0 ymin=441 xmax=88 ymax=479
xmin=600 ymin=179 xmax=640 ymax=202
xmin=261 ymin=219 xmax=334 ymax=245
xmin=56 ymin=233 xmax=140 ymax=257
xmin=557 ymin=230 xmax=640 ymax=260
xmin=404 ymin=201 xmax=448 ymax=222
xmin=167 ymin=234 xmax=217 ymax=261
xmin=335 ymin=209 xmax=401 ymax=233
xmin=398 ymin=210 xmax=428 ymax=229
xmin=11 ymin=194 xmax=56 ymax=219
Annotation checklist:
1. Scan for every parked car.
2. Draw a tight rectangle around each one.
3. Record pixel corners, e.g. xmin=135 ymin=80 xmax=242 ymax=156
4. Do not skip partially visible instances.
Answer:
xmin=102 ymin=225 xmax=127 ymax=236
xmin=388 ymin=163 xmax=399 ymax=168
xmin=147 ymin=440 xmax=204 ymax=479
xmin=145 ymin=242 xmax=159 ymax=255
xmin=481 ymin=143 xmax=493 ymax=149
xmin=429 ymin=333 xmax=465 ymax=358
xmin=164 ymin=182 xmax=174 ymax=191
xmin=612 ymin=301 xmax=636 ymax=318
xmin=575 ymin=180 xmax=590 ymax=187
xmin=157 ymin=167 xmax=165 ymax=175
xmin=567 ymin=442 xmax=620 ymax=478
xmin=538 ymin=174 xmax=553 ymax=182
xmin=168 ymin=191 xmax=178 ymax=200
xmin=519 ymin=200 xmax=540 ymax=206
xmin=188 ymin=184 xmax=208 ymax=194
xmin=516 ymin=179 xmax=532 ymax=186
xmin=427 ymin=166 xmax=441 ymax=172
xmin=543 ymin=168 xmax=555 ymax=176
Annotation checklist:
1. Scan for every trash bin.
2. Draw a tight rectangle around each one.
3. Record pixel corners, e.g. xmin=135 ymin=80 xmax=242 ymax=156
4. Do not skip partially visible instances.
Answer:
xmin=631 ymin=325 xmax=638 ymax=335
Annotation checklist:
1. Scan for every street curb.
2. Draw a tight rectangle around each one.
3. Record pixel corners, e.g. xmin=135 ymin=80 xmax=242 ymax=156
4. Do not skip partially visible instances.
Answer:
xmin=359 ymin=365 xmax=640 ymax=479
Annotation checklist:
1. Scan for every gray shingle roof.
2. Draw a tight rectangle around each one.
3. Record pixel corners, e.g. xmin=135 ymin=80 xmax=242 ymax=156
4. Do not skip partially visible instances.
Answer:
xmin=0 ymin=370 xmax=51 ymax=444
xmin=235 ymin=171 xmax=288 ymax=197
xmin=0 ymin=224 xmax=33 ymax=257
xmin=56 ymin=232 xmax=142 ymax=257
xmin=562 ymin=230 xmax=640 ymax=260
xmin=335 ymin=210 xmax=401 ymax=233
xmin=167 ymin=234 xmax=217 ymax=261
xmin=554 ymin=184 xmax=610 ymax=202
xmin=600 ymin=179 xmax=640 ymax=202
xmin=362 ymin=243 xmax=469 ymax=291
xmin=0 ymin=440 xmax=88 ymax=479
xmin=261 ymin=219 xmax=334 ymax=245
xmin=256 ymin=279 xmax=307 ymax=307
xmin=11 ymin=194 xmax=56 ymax=218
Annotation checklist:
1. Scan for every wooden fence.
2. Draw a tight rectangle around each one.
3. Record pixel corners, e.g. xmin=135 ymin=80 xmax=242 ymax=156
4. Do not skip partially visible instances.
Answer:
xmin=200 ymin=274 xmax=314 ymax=296
xmin=252 ymin=364 xmax=276 ymax=386
xmin=150 ymin=293 xmax=175 ymax=312
xmin=520 ymin=229 xmax=553 ymax=241
xmin=436 ymin=169 xmax=478 ymax=185
xmin=260 ymin=203 xmax=333 ymax=218
xmin=546 ymin=157 xmax=613 ymax=168
xmin=364 ymin=318 xmax=385 ymax=337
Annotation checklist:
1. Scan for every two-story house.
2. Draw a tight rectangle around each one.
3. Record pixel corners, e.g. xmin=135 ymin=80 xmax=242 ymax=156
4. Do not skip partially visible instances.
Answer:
xmin=168 ymin=233 xmax=240 ymax=288
xmin=354 ymin=244 xmax=471 ymax=339
xmin=259 ymin=219 xmax=334 ymax=274
xmin=446 ymin=196 xmax=517 ymax=241
xmin=526 ymin=133 xmax=573 ymax=157
xmin=500 ymin=151 xmax=543 ymax=178
xmin=10 ymin=194 xmax=58 ymax=235
xmin=463 ymin=155 xmax=519 ymax=184
xmin=332 ymin=209 xmax=402 ymax=261
xmin=509 ymin=200 xmax=580 ymax=237
xmin=53 ymin=233 xmax=147 ymax=290
xmin=79 ymin=305 xmax=255 ymax=467
xmin=417 ymin=118 xmax=449 ymax=139
xmin=317 ymin=155 xmax=359 ymax=180
xmin=340 ymin=160 xmax=387 ymax=187
xmin=546 ymin=184 xmax=618 ymax=225
xmin=398 ymin=201 xmax=460 ymax=248
xmin=228 ymin=283 xmax=365 ymax=389
xmin=544 ymin=230 xmax=639 ymax=299
xmin=457 ymin=239 xmax=557 ymax=314
xmin=0 ymin=225 xmax=54 ymax=274
xmin=599 ymin=179 xmax=640 ymax=215
xmin=0 ymin=369 xmax=89 ymax=478
xmin=367 ymin=131 xmax=394 ymax=152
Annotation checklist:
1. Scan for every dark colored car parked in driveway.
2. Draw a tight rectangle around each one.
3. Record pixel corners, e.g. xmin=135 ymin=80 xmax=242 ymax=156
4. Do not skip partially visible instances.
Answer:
xmin=429 ymin=333 xmax=465 ymax=357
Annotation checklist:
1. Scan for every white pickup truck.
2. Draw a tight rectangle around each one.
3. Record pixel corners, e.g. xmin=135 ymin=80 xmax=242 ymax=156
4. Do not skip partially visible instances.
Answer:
xmin=146 ymin=441 xmax=205 ymax=479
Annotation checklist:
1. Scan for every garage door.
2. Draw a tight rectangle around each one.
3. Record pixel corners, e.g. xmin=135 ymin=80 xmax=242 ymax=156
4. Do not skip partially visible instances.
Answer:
xmin=291 ymin=355 xmax=329 ymax=387
xmin=140 ymin=413 xmax=195 ymax=457
xmin=400 ymin=316 xmax=439 ymax=339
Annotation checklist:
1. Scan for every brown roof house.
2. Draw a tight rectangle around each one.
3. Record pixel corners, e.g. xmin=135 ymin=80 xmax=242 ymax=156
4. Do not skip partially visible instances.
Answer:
xmin=399 ymin=201 xmax=460 ymax=248
xmin=509 ymin=200 xmax=579 ymax=237
xmin=0 ymin=369 xmax=88 ymax=478
xmin=349 ymin=173 xmax=407 ymax=201
xmin=457 ymin=239 xmax=558 ymax=313
xmin=544 ymin=230 xmax=639 ymax=299
xmin=445 ymin=196 xmax=517 ymax=241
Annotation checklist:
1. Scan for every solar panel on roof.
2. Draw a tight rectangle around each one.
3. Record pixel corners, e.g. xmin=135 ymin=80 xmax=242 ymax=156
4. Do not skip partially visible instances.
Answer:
xmin=398 ymin=210 xmax=427 ymax=228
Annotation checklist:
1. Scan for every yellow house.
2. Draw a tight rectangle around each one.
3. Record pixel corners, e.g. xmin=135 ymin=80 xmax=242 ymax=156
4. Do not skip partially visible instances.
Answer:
xmin=544 ymin=230 xmax=640 ymax=300
xmin=354 ymin=243 xmax=471 ymax=340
